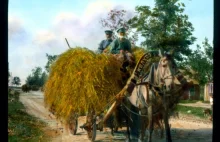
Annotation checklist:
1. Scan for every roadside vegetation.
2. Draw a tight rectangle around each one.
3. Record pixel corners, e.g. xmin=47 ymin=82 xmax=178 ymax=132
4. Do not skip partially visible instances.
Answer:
xmin=179 ymin=100 xmax=200 ymax=104
xmin=176 ymin=105 xmax=210 ymax=119
xmin=179 ymin=100 xmax=210 ymax=104
xmin=8 ymin=89 xmax=50 ymax=142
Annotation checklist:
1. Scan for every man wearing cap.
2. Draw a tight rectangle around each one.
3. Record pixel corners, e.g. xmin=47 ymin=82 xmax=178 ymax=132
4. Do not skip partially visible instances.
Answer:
xmin=110 ymin=27 xmax=132 ymax=54
xmin=97 ymin=30 xmax=113 ymax=53
xmin=110 ymin=27 xmax=135 ymax=72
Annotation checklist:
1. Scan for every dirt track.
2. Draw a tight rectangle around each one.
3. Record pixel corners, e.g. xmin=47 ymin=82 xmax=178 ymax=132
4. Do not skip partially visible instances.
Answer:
xmin=19 ymin=91 xmax=213 ymax=142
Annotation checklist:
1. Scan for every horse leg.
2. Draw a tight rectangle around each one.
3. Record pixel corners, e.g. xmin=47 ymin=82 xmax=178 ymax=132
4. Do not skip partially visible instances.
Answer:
xmin=147 ymin=105 xmax=153 ymax=142
xmin=126 ymin=117 xmax=131 ymax=142
xmin=163 ymin=109 xmax=172 ymax=142
xmin=155 ymin=116 xmax=164 ymax=138
xmin=160 ymin=119 xmax=164 ymax=139
xmin=139 ymin=109 xmax=147 ymax=141
xmin=129 ymin=105 xmax=139 ymax=140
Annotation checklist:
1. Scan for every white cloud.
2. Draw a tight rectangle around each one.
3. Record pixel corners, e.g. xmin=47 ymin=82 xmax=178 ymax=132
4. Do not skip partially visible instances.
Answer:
xmin=8 ymin=16 xmax=29 ymax=41
xmin=34 ymin=1 xmax=136 ymax=51
xmin=8 ymin=16 xmax=24 ymax=37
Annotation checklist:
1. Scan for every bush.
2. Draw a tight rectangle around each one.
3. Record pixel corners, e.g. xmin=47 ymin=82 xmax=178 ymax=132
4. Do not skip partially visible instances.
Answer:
xmin=21 ymin=84 xmax=31 ymax=93
xmin=8 ymin=89 xmax=20 ymax=102
xmin=31 ymin=85 xmax=40 ymax=91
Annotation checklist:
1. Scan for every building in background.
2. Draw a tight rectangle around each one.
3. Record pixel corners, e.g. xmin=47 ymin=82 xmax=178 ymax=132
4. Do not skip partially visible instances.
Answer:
xmin=204 ymin=81 xmax=213 ymax=102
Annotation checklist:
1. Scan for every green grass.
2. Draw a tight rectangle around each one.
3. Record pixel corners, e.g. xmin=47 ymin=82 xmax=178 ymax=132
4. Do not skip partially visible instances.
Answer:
xmin=8 ymin=91 xmax=50 ymax=142
xmin=179 ymin=99 xmax=210 ymax=104
xmin=176 ymin=105 xmax=208 ymax=119
xmin=179 ymin=100 xmax=200 ymax=104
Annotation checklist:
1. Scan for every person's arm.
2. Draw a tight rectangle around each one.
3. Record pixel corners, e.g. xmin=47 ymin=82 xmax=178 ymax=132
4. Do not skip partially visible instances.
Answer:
xmin=97 ymin=40 xmax=104 ymax=53
xmin=110 ymin=40 xmax=117 ymax=54
xmin=123 ymin=39 xmax=131 ymax=53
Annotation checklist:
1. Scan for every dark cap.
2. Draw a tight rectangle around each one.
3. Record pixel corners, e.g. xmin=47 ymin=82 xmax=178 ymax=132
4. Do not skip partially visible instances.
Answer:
xmin=105 ymin=30 xmax=113 ymax=34
xmin=117 ymin=27 xmax=126 ymax=33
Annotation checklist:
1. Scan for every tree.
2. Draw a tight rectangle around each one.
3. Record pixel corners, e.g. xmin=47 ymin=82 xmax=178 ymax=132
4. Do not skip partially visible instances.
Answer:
xmin=26 ymin=67 xmax=48 ymax=87
xmin=100 ymin=9 xmax=138 ymax=45
xmin=26 ymin=75 xmax=35 ymax=86
xmin=12 ymin=76 xmax=21 ymax=86
xmin=128 ymin=0 xmax=196 ymax=62
xmin=39 ymin=71 xmax=48 ymax=87
xmin=184 ymin=38 xmax=213 ymax=86
xmin=45 ymin=53 xmax=58 ymax=73
xmin=32 ymin=67 xmax=42 ymax=85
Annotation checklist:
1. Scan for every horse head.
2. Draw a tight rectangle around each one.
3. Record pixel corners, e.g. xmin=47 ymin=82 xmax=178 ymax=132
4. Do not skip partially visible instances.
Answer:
xmin=156 ymin=49 xmax=180 ymax=93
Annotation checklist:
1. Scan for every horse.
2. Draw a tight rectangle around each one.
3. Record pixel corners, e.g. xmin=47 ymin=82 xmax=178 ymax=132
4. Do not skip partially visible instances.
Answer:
xmin=121 ymin=49 xmax=189 ymax=142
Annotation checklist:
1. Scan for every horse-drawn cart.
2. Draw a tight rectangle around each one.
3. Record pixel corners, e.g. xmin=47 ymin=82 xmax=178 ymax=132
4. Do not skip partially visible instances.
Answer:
xmin=45 ymin=48 xmax=191 ymax=142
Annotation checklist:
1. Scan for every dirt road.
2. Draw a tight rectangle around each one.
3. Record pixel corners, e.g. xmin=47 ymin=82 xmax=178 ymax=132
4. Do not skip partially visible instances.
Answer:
xmin=19 ymin=91 xmax=213 ymax=142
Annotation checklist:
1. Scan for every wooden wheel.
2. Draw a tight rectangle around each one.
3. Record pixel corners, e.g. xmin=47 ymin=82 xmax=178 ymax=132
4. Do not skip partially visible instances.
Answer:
xmin=114 ymin=126 xmax=119 ymax=132
xmin=69 ymin=118 xmax=78 ymax=135
xmin=87 ymin=119 xmax=97 ymax=142
xmin=86 ymin=109 xmax=97 ymax=142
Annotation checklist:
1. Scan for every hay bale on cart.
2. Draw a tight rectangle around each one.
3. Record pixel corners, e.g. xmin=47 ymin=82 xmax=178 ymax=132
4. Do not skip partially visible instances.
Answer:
xmin=44 ymin=46 xmax=158 ymax=139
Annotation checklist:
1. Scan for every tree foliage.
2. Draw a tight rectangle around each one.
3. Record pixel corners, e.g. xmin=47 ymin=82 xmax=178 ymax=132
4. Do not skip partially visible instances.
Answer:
xmin=12 ymin=76 xmax=21 ymax=86
xmin=184 ymin=38 xmax=213 ymax=85
xmin=100 ymin=9 xmax=138 ymax=44
xmin=45 ymin=54 xmax=58 ymax=73
xmin=128 ymin=0 xmax=196 ymax=62
xmin=25 ymin=67 xmax=48 ymax=87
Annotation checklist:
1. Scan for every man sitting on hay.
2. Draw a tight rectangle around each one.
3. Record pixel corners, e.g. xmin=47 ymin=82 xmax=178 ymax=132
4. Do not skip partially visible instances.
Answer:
xmin=97 ymin=30 xmax=113 ymax=54
xmin=109 ymin=27 xmax=136 ymax=73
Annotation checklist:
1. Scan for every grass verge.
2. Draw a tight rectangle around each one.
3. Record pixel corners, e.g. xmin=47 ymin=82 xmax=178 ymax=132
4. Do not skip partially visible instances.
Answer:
xmin=179 ymin=99 xmax=210 ymax=104
xmin=8 ymin=90 xmax=50 ymax=142
xmin=176 ymin=105 xmax=209 ymax=119
xmin=179 ymin=100 xmax=199 ymax=104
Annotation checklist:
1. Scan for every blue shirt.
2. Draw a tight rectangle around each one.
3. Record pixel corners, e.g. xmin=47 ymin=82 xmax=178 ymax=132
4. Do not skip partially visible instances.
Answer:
xmin=98 ymin=39 xmax=113 ymax=53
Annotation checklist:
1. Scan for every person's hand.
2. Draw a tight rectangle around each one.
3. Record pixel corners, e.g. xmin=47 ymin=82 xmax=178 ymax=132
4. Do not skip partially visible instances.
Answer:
xmin=120 ymin=50 xmax=124 ymax=54
xmin=103 ymin=49 xmax=107 ymax=53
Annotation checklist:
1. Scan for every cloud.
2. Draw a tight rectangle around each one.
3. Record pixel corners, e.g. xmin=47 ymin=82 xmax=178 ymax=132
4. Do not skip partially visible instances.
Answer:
xmin=32 ymin=1 xmax=137 ymax=51
xmin=8 ymin=16 xmax=24 ymax=37
xmin=8 ymin=16 xmax=30 ymax=44
xmin=9 ymin=43 xmax=50 ymax=85
xmin=33 ymin=30 xmax=63 ymax=49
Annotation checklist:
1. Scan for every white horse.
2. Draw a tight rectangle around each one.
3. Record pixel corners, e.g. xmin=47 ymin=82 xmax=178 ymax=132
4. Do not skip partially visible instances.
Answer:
xmin=124 ymin=49 xmax=185 ymax=142
xmin=103 ymin=49 xmax=191 ymax=142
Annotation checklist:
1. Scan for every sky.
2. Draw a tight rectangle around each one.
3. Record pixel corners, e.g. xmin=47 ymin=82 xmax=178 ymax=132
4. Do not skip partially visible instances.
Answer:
xmin=8 ymin=0 xmax=213 ymax=85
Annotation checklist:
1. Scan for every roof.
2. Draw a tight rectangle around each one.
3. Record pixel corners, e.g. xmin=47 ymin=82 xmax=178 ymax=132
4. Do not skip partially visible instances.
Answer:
xmin=178 ymin=69 xmax=199 ymax=85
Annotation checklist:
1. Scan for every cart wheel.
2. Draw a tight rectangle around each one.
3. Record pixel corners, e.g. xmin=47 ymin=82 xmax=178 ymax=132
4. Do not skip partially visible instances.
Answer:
xmin=114 ymin=126 xmax=118 ymax=132
xmin=69 ymin=118 xmax=78 ymax=135
xmin=87 ymin=119 xmax=96 ymax=142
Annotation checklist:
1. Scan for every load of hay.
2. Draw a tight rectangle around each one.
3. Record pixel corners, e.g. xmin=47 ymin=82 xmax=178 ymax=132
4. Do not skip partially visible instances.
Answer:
xmin=44 ymin=46 xmax=158 ymax=122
